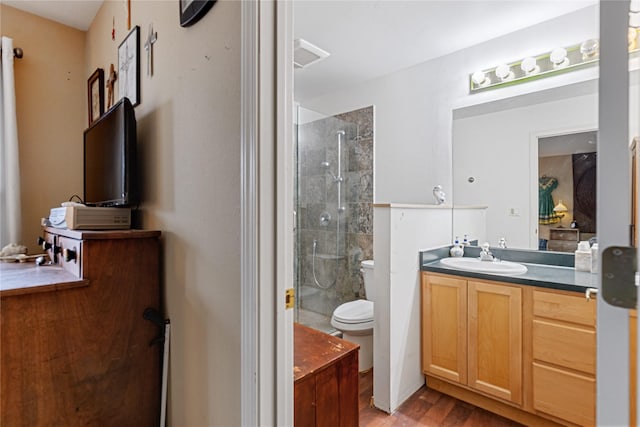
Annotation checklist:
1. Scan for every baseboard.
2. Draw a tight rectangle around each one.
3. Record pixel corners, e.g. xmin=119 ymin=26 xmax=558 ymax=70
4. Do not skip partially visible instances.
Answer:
xmin=425 ymin=375 xmax=566 ymax=427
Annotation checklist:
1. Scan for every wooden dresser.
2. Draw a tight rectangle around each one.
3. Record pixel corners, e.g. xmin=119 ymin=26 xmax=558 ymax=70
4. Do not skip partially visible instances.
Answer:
xmin=294 ymin=323 xmax=359 ymax=427
xmin=547 ymin=228 xmax=579 ymax=252
xmin=1 ymin=228 xmax=162 ymax=426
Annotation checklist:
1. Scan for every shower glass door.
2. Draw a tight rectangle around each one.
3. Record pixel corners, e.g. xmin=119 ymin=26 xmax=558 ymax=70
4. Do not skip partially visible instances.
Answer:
xmin=294 ymin=106 xmax=358 ymax=333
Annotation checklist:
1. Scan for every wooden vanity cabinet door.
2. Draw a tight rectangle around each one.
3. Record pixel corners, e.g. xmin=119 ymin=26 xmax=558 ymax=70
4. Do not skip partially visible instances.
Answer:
xmin=421 ymin=273 xmax=467 ymax=384
xmin=467 ymin=281 xmax=523 ymax=405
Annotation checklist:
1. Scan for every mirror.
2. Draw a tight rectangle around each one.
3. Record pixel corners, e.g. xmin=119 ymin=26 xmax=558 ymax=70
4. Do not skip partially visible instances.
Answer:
xmin=452 ymin=89 xmax=598 ymax=251
xmin=294 ymin=2 xmax=600 ymax=254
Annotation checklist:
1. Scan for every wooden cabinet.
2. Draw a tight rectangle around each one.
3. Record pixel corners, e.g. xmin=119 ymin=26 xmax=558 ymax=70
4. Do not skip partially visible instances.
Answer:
xmin=468 ymin=281 xmax=522 ymax=405
xmin=294 ymin=323 xmax=359 ymax=427
xmin=547 ymin=228 xmax=580 ymax=252
xmin=422 ymin=274 xmax=467 ymax=384
xmin=421 ymin=272 xmax=596 ymax=427
xmin=421 ymin=274 xmax=522 ymax=405
xmin=1 ymin=228 xmax=162 ymax=426
xmin=532 ymin=290 xmax=596 ymax=426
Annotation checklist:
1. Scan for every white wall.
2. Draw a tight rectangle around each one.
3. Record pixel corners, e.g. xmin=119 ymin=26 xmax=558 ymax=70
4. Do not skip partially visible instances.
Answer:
xmin=301 ymin=6 xmax=599 ymax=205
xmin=453 ymin=93 xmax=598 ymax=249
xmin=372 ymin=204 xmax=485 ymax=413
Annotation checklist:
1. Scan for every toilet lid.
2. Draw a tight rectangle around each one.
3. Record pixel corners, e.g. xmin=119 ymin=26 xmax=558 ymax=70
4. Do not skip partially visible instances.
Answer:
xmin=333 ymin=300 xmax=373 ymax=324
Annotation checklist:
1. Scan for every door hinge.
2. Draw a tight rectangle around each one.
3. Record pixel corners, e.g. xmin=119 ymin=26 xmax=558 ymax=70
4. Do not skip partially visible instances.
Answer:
xmin=602 ymin=246 xmax=637 ymax=309
xmin=285 ymin=288 xmax=295 ymax=310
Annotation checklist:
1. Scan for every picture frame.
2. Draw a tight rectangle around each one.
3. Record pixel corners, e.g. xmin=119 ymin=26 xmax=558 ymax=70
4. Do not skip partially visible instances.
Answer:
xmin=87 ymin=68 xmax=104 ymax=125
xmin=118 ymin=25 xmax=140 ymax=107
xmin=180 ymin=0 xmax=216 ymax=27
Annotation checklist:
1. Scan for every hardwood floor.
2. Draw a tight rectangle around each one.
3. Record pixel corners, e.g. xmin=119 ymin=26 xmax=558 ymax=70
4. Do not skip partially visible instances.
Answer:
xmin=359 ymin=370 xmax=524 ymax=426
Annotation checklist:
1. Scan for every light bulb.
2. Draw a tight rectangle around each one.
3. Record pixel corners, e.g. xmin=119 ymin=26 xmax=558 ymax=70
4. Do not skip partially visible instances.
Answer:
xmin=629 ymin=27 xmax=639 ymax=50
xmin=471 ymin=70 xmax=489 ymax=86
xmin=494 ymin=64 xmax=513 ymax=81
xmin=580 ymin=39 xmax=599 ymax=60
xmin=550 ymin=47 xmax=569 ymax=68
xmin=520 ymin=57 xmax=539 ymax=75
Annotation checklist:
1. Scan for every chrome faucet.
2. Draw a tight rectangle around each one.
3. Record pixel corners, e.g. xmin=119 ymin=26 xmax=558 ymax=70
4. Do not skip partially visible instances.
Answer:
xmin=498 ymin=237 xmax=507 ymax=248
xmin=479 ymin=242 xmax=494 ymax=262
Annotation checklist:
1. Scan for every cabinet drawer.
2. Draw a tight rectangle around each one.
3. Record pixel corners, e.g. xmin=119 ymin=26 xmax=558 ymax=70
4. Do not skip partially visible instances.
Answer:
xmin=549 ymin=229 xmax=579 ymax=241
xmin=533 ymin=362 xmax=595 ymax=426
xmin=42 ymin=231 xmax=57 ymax=263
xmin=533 ymin=319 xmax=596 ymax=374
xmin=533 ymin=290 xmax=596 ymax=327
xmin=546 ymin=240 xmax=578 ymax=253
xmin=57 ymin=236 xmax=81 ymax=278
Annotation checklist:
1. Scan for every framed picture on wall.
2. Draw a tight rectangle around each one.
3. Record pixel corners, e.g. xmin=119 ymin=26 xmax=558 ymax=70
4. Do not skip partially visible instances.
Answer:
xmin=118 ymin=25 xmax=140 ymax=107
xmin=87 ymin=68 xmax=104 ymax=125
xmin=180 ymin=0 xmax=216 ymax=27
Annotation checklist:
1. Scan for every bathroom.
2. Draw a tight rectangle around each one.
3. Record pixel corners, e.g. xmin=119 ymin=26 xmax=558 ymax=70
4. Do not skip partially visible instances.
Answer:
xmin=293 ymin=1 xmax=638 ymax=425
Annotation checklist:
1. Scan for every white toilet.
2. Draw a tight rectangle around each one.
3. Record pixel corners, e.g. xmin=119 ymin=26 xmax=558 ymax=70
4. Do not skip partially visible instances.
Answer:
xmin=331 ymin=259 xmax=375 ymax=372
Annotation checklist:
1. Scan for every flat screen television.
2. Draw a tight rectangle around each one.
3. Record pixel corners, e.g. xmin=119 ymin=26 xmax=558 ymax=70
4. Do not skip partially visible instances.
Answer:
xmin=83 ymin=97 xmax=137 ymax=207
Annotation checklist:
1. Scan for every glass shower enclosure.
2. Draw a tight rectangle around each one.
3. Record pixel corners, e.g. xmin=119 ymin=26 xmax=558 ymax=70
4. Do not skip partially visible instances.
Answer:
xmin=294 ymin=106 xmax=358 ymax=334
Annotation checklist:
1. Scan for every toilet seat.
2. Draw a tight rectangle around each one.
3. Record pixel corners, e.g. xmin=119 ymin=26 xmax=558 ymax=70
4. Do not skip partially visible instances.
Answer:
xmin=331 ymin=300 xmax=374 ymax=333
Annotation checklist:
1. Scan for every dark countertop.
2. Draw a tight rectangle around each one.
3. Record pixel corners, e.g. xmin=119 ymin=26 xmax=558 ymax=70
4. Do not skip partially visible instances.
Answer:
xmin=420 ymin=246 xmax=597 ymax=294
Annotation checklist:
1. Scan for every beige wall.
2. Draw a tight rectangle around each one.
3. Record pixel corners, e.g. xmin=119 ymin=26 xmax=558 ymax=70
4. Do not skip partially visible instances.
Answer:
xmin=6 ymin=0 xmax=242 ymax=424
xmin=85 ymin=1 xmax=242 ymax=425
xmin=1 ymin=5 xmax=85 ymax=253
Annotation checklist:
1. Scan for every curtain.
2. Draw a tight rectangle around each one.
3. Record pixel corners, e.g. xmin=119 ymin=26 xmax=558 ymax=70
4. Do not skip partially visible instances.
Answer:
xmin=0 ymin=36 xmax=21 ymax=246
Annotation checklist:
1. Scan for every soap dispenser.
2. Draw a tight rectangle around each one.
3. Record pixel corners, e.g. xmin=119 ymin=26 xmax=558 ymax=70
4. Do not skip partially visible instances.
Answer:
xmin=575 ymin=241 xmax=591 ymax=272
xmin=450 ymin=237 xmax=464 ymax=257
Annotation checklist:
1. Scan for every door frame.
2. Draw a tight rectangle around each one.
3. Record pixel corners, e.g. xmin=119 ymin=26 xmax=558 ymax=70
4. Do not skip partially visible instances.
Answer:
xmin=241 ymin=1 xmax=294 ymax=425
xmin=258 ymin=0 xmax=639 ymax=425
xmin=597 ymin=1 xmax=633 ymax=425
xmin=529 ymin=124 xmax=598 ymax=250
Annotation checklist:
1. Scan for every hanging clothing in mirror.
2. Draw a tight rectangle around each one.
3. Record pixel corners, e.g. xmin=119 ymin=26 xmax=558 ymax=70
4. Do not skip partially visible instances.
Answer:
xmin=539 ymin=176 xmax=561 ymax=224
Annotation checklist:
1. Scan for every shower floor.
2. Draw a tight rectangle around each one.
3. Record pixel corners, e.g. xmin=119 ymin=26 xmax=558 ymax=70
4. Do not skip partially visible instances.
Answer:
xmin=297 ymin=308 xmax=337 ymax=336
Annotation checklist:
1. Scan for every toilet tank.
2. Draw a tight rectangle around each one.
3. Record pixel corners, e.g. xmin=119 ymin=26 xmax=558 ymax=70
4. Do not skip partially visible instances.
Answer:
xmin=361 ymin=260 xmax=375 ymax=302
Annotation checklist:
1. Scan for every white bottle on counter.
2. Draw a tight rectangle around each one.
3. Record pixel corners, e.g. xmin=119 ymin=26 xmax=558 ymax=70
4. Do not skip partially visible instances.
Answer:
xmin=590 ymin=243 xmax=598 ymax=274
xmin=450 ymin=237 xmax=464 ymax=257
xmin=575 ymin=241 xmax=591 ymax=272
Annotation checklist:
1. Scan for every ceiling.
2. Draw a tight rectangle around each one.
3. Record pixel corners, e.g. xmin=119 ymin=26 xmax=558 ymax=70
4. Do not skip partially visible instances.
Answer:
xmin=294 ymin=0 xmax=597 ymax=101
xmin=4 ymin=0 xmax=597 ymax=101
xmin=3 ymin=0 xmax=103 ymax=31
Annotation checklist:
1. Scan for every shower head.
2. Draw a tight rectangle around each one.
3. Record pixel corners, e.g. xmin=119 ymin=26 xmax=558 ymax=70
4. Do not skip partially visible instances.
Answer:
xmin=320 ymin=160 xmax=341 ymax=182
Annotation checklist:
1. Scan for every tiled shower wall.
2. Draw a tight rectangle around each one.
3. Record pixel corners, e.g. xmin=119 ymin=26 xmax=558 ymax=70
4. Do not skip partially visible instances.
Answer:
xmin=296 ymin=106 xmax=374 ymax=318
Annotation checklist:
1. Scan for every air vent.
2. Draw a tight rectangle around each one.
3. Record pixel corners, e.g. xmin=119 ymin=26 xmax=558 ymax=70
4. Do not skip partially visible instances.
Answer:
xmin=294 ymin=38 xmax=330 ymax=69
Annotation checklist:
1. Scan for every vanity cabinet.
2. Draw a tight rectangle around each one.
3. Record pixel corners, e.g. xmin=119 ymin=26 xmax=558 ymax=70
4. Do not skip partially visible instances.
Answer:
xmin=421 ymin=271 xmax=596 ymax=427
xmin=421 ymin=274 xmax=522 ymax=405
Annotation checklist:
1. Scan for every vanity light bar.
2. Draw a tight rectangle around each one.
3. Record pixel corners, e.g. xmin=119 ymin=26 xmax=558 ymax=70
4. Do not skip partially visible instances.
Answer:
xmin=468 ymin=39 xmax=635 ymax=93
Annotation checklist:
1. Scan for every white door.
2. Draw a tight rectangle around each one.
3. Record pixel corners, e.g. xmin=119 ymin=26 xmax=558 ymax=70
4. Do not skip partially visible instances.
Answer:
xmin=598 ymin=1 xmax=639 ymax=425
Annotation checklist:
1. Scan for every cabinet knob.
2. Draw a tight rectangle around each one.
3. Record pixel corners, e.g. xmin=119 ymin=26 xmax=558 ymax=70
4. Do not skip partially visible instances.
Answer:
xmin=38 ymin=237 xmax=52 ymax=251
xmin=63 ymin=248 xmax=77 ymax=263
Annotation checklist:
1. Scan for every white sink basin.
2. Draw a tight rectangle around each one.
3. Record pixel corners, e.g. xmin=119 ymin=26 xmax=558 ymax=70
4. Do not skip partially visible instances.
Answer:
xmin=439 ymin=257 xmax=528 ymax=275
